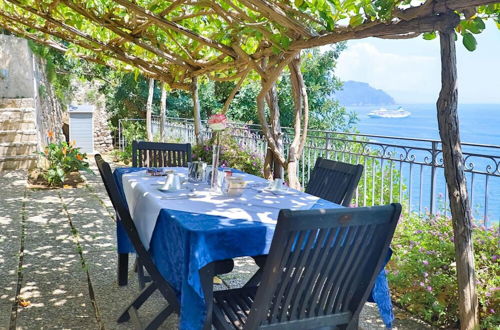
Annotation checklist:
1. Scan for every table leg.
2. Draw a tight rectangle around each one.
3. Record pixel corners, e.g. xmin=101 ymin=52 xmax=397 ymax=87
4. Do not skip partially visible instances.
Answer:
xmin=118 ymin=252 xmax=129 ymax=286
xmin=200 ymin=263 xmax=215 ymax=330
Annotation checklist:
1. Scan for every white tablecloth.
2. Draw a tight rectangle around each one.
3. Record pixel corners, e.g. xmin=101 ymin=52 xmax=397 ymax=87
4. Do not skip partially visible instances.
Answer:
xmin=122 ymin=168 xmax=319 ymax=249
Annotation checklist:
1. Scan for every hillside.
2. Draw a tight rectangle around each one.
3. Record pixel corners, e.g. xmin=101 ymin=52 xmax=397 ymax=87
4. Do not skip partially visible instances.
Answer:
xmin=334 ymin=81 xmax=396 ymax=106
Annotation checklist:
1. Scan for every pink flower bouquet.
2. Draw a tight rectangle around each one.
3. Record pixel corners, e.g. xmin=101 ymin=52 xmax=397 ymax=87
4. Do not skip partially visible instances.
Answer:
xmin=208 ymin=114 xmax=228 ymax=131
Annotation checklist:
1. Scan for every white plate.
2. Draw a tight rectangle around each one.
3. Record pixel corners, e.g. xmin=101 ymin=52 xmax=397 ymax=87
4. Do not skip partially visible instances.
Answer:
xmin=158 ymin=187 xmax=190 ymax=193
xmin=262 ymin=187 xmax=296 ymax=195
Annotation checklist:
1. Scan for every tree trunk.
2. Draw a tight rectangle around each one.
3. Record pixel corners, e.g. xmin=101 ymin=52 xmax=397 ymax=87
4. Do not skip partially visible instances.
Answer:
xmin=255 ymin=52 xmax=299 ymax=180
xmin=287 ymin=53 xmax=309 ymax=190
xmin=191 ymin=77 xmax=202 ymax=145
xmin=266 ymin=85 xmax=284 ymax=179
xmin=263 ymin=148 xmax=274 ymax=180
xmin=437 ymin=28 xmax=479 ymax=330
xmin=160 ymin=83 xmax=167 ymax=142
xmin=146 ymin=78 xmax=154 ymax=141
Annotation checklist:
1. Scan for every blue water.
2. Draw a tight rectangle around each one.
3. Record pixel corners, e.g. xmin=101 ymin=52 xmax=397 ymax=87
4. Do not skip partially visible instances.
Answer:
xmin=351 ymin=104 xmax=500 ymax=145
xmin=347 ymin=104 xmax=500 ymax=225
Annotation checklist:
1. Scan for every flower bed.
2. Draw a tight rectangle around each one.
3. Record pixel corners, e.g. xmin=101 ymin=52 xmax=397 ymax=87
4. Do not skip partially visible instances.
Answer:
xmin=388 ymin=213 xmax=499 ymax=329
xmin=30 ymin=133 xmax=92 ymax=187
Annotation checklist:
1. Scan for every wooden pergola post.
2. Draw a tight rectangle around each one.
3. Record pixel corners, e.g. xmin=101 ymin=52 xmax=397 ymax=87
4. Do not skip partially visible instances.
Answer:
xmin=191 ymin=77 xmax=202 ymax=145
xmin=437 ymin=24 xmax=479 ymax=330
xmin=160 ymin=82 xmax=167 ymax=142
xmin=146 ymin=78 xmax=154 ymax=141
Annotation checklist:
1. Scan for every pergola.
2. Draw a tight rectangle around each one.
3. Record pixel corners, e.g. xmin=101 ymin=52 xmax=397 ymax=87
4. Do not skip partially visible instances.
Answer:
xmin=0 ymin=1 xmax=498 ymax=328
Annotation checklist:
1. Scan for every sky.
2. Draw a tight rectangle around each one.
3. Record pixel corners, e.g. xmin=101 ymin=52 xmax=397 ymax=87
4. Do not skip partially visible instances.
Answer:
xmin=335 ymin=21 xmax=500 ymax=104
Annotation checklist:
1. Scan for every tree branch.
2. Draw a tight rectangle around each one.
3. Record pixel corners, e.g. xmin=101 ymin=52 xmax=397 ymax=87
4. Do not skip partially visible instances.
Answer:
xmin=114 ymin=0 xmax=238 ymax=58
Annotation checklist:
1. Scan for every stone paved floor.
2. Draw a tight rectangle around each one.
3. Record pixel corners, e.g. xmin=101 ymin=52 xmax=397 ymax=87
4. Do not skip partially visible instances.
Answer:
xmin=0 ymin=160 xmax=434 ymax=329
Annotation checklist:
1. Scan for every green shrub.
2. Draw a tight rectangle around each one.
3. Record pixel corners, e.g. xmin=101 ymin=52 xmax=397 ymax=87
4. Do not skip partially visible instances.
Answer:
xmin=388 ymin=213 xmax=499 ymax=329
xmin=120 ymin=120 xmax=146 ymax=163
xmin=39 ymin=139 xmax=91 ymax=186
xmin=192 ymin=133 xmax=263 ymax=177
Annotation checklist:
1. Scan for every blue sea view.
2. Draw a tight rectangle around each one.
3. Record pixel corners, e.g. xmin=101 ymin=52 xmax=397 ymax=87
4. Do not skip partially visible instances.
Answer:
xmin=348 ymin=104 xmax=500 ymax=225
xmin=350 ymin=104 xmax=500 ymax=145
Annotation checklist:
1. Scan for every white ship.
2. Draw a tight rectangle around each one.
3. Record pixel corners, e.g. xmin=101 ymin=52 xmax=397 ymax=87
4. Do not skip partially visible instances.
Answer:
xmin=368 ymin=107 xmax=411 ymax=118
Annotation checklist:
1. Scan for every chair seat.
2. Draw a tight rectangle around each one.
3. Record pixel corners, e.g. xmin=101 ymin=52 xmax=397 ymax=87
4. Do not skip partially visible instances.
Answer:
xmin=213 ymin=287 xmax=258 ymax=330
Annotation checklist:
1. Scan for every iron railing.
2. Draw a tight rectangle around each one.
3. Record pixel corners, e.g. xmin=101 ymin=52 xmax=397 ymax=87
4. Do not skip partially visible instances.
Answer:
xmin=118 ymin=117 xmax=500 ymax=226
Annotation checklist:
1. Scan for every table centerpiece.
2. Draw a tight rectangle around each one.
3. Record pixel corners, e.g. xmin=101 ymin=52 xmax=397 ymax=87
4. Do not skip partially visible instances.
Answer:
xmin=207 ymin=113 xmax=228 ymax=190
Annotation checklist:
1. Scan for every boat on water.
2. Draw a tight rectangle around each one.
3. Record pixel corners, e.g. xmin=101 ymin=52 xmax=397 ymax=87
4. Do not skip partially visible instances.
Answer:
xmin=368 ymin=107 xmax=411 ymax=118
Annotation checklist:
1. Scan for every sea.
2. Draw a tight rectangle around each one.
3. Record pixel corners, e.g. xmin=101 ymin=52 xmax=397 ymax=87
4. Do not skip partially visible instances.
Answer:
xmin=346 ymin=104 xmax=500 ymax=225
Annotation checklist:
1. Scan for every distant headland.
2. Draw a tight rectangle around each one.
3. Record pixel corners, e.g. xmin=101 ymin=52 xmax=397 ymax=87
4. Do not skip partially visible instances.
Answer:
xmin=334 ymin=81 xmax=396 ymax=106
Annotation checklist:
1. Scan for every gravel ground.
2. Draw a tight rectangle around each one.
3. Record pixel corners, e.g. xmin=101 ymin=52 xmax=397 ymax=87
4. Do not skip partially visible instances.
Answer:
xmin=0 ymin=160 xmax=434 ymax=329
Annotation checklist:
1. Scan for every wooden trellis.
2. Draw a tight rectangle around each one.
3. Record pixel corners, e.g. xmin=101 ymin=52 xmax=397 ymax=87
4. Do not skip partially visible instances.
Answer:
xmin=0 ymin=1 xmax=499 ymax=328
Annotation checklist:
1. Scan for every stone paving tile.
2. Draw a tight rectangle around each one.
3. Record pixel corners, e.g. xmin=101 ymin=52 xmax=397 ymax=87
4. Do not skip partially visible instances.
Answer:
xmin=14 ymin=188 xmax=98 ymax=329
xmin=59 ymin=187 xmax=116 ymax=253
xmin=0 ymin=171 xmax=26 ymax=328
xmin=22 ymin=190 xmax=77 ymax=254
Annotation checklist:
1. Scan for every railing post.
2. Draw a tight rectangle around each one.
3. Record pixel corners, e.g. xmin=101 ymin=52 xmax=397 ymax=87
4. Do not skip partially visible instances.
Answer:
xmin=429 ymin=141 xmax=438 ymax=215
xmin=118 ymin=119 xmax=123 ymax=152
xmin=325 ymin=132 xmax=330 ymax=159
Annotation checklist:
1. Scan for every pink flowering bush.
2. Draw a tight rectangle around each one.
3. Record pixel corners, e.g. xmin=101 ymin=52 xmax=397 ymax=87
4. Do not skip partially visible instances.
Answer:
xmin=387 ymin=213 xmax=499 ymax=328
xmin=192 ymin=132 xmax=263 ymax=176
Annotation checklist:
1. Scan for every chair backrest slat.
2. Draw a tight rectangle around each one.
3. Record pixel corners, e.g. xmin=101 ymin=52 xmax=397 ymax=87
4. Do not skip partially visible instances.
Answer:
xmin=132 ymin=141 xmax=192 ymax=167
xmin=305 ymin=158 xmax=363 ymax=206
xmin=94 ymin=154 xmax=179 ymax=310
xmin=287 ymin=227 xmax=331 ymax=320
xmin=244 ymin=204 xmax=401 ymax=329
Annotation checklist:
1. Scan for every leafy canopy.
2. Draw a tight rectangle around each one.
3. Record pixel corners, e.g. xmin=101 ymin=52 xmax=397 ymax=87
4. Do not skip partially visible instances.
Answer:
xmin=0 ymin=0 xmax=498 ymax=88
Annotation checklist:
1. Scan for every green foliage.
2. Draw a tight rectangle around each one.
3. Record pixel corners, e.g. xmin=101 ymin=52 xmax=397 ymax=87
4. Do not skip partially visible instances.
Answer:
xmin=388 ymin=214 xmax=499 ymax=329
xmin=355 ymin=156 xmax=406 ymax=207
xmin=39 ymin=139 xmax=91 ymax=186
xmin=29 ymin=41 xmax=108 ymax=105
xmin=192 ymin=132 xmax=263 ymax=176
xmin=228 ymin=46 xmax=358 ymax=131
xmin=118 ymin=120 xmax=147 ymax=163
xmin=278 ymin=46 xmax=357 ymax=131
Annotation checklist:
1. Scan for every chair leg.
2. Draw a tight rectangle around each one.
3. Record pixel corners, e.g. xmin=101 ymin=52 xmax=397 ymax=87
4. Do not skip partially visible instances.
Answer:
xmin=118 ymin=253 xmax=129 ymax=286
xmin=117 ymin=282 xmax=158 ymax=323
xmin=200 ymin=263 xmax=215 ymax=330
xmin=137 ymin=258 xmax=146 ymax=290
xmin=137 ymin=257 xmax=152 ymax=290
xmin=144 ymin=305 xmax=175 ymax=330
xmin=344 ymin=315 xmax=360 ymax=330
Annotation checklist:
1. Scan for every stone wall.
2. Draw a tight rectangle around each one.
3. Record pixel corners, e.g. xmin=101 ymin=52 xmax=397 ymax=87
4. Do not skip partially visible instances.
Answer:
xmin=0 ymin=34 xmax=113 ymax=154
xmin=34 ymin=56 xmax=65 ymax=147
xmin=0 ymin=34 xmax=36 ymax=98
xmin=71 ymin=80 xmax=114 ymax=153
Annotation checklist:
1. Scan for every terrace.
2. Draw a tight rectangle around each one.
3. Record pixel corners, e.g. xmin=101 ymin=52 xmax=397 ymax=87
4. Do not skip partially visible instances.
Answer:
xmin=1 ymin=163 xmax=431 ymax=329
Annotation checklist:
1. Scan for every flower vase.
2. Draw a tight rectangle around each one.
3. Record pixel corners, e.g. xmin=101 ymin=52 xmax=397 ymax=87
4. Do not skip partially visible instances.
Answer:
xmin=211 ymin=132 xmax=221 ymax=190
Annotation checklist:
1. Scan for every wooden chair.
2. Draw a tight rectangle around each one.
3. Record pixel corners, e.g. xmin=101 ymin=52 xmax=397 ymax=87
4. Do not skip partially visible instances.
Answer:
xmin=251 ymin=158 xmax=364 ymax=272
xmin=129 ymin=141 xmax=193 ymax=287
xmin=132 ymin=141 xmax=192 ymax=167
xmin=213 ymin=204 xmax=401 ymax=330
xmin=305 ymin=158 xmax=364 ymax=207
xmin=95 ymin=154 xmax=179 ymax=329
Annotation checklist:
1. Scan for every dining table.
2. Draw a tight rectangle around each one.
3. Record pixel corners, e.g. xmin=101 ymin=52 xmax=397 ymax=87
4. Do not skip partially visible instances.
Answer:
xmin=113 ymin=166 xmax=395 ymax=329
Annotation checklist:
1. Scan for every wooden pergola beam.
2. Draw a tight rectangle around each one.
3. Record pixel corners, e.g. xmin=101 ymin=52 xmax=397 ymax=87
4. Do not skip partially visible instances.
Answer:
xmin=60 ymin=0 xmax=196 ymax=68
xmin=395 ymin=0 xmax=498 ymax=21
xmin=290 ymin=13 xmax=461 ymax=50
xmin=4 ymin=0 xmax=174 ymax=78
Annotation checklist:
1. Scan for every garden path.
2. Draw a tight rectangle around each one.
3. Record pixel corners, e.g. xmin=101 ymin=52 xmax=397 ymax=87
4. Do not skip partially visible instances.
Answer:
xmin=0 ymin=159 xmax=434 ymax=329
